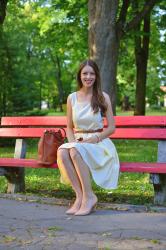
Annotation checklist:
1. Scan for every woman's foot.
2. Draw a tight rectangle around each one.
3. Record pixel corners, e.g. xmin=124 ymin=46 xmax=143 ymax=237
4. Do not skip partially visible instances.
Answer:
xmin=66 ymin=197 xmax=82 ymax=215
xmin=74 ymin=194 xmax=97 ymax=216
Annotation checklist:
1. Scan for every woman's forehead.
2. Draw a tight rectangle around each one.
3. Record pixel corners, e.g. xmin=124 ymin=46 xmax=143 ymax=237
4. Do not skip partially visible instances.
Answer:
xmin=81 ymin=65 xmax=95 ymax=73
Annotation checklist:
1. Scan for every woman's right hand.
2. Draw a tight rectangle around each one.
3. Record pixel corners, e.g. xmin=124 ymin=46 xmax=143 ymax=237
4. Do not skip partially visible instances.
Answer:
xmin=76 ymin=135 xmax=99 ymax=144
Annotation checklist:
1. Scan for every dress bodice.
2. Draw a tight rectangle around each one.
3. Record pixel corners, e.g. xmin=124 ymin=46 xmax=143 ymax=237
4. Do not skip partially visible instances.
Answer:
xmin=69 ymin=92 xmax=103 ymax=131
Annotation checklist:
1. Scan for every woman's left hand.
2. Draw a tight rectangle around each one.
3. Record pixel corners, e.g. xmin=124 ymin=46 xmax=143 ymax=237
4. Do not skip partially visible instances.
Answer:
xmin=78 ymin=135 xmax=99 ymax=144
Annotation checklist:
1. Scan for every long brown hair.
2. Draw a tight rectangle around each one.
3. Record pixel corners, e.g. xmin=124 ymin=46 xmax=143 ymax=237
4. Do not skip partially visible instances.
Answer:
xmin=76 ymin=59 xmax=107 ymax=115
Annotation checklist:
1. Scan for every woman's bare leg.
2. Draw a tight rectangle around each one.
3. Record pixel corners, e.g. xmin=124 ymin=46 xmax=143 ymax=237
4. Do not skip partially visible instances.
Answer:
xmin=69 ymin=148 xmax=98 ymax=215
xmin=57 ymin=149 xmax=83 ymax=214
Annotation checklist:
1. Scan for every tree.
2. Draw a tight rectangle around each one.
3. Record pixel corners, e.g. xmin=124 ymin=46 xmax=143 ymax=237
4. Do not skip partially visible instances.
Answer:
xmin=133 ymin=1 xmax=151 ymax=115
xmin=0 ymin=0 xmax=7 ymax=25
xmin=0 ymin=0 xmax=8 ymax=115
xmin=117 ymin=3 xmax=165 ymax=111
xmin=88 ymin=0 xmax=160 ymax=114
xmin=1 ymin=0 xmax=88 ymax=114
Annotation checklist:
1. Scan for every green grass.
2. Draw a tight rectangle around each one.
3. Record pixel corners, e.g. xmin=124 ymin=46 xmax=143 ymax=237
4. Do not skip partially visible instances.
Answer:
xmin=0 ymin=139 xmax=157 ymax=205
xmin=116 ymin=107 xmax=166 ymax=116
xmin=47 ymin=107 xmax=166 ymax=117
xmin=48 ymin=107 xmax=166 ymax=116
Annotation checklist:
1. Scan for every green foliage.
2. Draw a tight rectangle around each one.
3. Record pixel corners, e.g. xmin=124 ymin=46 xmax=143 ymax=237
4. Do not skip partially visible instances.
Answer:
xmin=0 ymin=0 xmax=88 ymax=115
xmin=0 ymin=1 xmax=165 ymax=115
xmin=117 ymin=4 xmax=166 ymax=110
xmin=12 ymin=108 xmax=49 ymax=116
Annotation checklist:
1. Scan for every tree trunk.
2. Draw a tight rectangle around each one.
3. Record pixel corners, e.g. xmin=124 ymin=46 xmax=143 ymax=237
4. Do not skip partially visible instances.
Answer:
xmin=0 ymin=0 xmax=8 ymax=25
xmin=49 ymin=50 xmax=64 ymax=112
xmin=39 ymin=81 xmax=42 ymax=110
xmin=55 ymin=55 xmax=64 ymax=112
xmin=88 ymin=0 xmax=157 ymax=115
xmin=134 ymin=13 xmax=150 ymax=115
xmin=0 ymin=0 xmax=8 ymax=116
xmin=88 ymin=0 xmax=119 ymax=114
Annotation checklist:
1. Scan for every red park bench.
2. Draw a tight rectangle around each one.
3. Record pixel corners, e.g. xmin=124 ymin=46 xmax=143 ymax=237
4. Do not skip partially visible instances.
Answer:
xmin=0 ymin=116 xmax=166 ymax=205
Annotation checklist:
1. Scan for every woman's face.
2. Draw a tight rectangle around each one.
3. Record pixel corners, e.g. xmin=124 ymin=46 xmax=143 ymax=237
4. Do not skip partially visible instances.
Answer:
xmin=80 ymin=65 xmax=96 ymax=88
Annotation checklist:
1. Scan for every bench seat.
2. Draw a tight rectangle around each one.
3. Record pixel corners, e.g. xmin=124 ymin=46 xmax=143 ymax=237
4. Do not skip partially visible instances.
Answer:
xmin=0 ymin=158 xmax=166 ymax=173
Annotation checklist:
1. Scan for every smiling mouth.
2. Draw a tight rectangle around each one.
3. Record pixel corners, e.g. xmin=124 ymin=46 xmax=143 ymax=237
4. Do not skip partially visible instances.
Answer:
xmin=85 ymin=80 xmax=93 ymax=83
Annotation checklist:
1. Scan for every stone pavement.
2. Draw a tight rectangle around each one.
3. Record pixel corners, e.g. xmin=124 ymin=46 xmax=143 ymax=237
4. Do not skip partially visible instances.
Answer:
xmin=0 ymin=194 xmax=166 ymax=250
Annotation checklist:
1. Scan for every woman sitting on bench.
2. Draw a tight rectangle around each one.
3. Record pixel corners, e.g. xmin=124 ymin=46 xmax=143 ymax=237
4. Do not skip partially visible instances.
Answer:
xmin=57 ymin=59 xmax=120 ymax=216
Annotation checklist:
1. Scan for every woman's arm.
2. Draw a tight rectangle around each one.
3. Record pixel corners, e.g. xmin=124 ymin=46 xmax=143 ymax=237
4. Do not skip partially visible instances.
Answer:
xmin=99 ymin=92 xmax=115 ymax=141
xmin=82 ymin=92 xmax=115 ymax=144
xmin=66 ymin=95 xmax=75 ymax=142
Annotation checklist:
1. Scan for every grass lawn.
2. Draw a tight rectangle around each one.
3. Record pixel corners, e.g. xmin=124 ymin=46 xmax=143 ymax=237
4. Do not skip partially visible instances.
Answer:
xmin=116 ymin=107 xmax=166 ymax=116
xmin=0 ymin=107 xmax=165 ymax=205
xmin=48 ymin=107 xmax=166 ymax=117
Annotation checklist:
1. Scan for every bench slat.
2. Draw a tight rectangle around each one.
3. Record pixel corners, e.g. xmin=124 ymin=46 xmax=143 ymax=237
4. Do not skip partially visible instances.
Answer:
xmin=0 ymin=128 xmax=165 ymax=139
xmin=120 ymin=162 xmax=166 ymax=173
xmin=1 ymin=116 xmax=67 ymax=126
xmin=115 ymin=116 xmax=166 ymax=127
xmin=0 ymin=158 xmax=165 ymax=173
xmin=1 ymin=116 xmax=166 ymax=127
xmin=111 ymin=128 xmax=166 ymax=139
xmin=0 ymin=158 xmax=58 ymax=168
xmin=0 ymin=128 xmax=66 ymax=138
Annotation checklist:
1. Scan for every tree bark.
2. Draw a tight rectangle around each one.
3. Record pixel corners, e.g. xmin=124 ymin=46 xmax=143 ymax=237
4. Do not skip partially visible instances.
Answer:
xmin=88 ymin=0 xmax=159 ymax=114
xmin=55 ymin=55 xmax=64 ymax=112
xmin=49 ymin=51 xmax=64 ymax=112
xmin=134 ymin=13 xmax=151 ymax=115
xmin=0 ymin=0 xmax=8 ymax=115
xmin=0 ymin=0 xmax=8 ymax=24
xmin=88 ymin=0 xmax=119 ymax=114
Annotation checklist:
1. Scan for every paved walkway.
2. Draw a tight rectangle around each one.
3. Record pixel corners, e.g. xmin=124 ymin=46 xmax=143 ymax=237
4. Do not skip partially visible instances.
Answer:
xmin=0 ymin=194 xmax=166 ymax=250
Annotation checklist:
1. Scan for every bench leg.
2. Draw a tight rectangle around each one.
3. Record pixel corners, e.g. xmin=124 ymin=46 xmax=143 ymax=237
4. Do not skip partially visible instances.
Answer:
xmin=5 ymin=168 xmax=25 ymax=193
xmin=150 ymin=141 xmax=166 ymax=205
xmin=0 ymin=168 xmax=7 ymax=176
xmin=153 ymin=176 xmax=166 ymax=205
xmin=5 ymin=139 xmax=27 ymax=193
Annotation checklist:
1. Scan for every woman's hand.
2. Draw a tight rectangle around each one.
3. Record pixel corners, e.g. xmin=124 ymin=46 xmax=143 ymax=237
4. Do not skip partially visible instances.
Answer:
xmin=76 ymin=135 xmax=100 ymax=144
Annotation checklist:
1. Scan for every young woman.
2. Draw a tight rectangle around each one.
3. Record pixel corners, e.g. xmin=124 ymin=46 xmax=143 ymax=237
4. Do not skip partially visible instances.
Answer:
xmin=57 ymin=59 xmax=120 ymax=216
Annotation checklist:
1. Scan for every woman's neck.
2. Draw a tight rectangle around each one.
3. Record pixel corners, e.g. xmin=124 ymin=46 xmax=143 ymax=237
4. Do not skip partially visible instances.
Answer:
xmin=79 ymin=87 xmax=93 ymax=95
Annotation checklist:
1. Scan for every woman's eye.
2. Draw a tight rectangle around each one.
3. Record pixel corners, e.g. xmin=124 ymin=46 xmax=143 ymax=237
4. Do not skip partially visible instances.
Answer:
xmin=82 ymin=72 xmax=95 ymax=75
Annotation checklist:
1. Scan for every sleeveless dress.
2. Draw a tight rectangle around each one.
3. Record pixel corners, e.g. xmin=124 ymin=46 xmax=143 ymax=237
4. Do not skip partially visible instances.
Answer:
xmin=58 ymin=92 xmax=120 ymax=189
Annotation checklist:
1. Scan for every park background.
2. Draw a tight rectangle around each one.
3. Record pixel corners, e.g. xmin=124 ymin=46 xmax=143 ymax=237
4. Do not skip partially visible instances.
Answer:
xmin=0 ymin=0 xmax=166 ymax=205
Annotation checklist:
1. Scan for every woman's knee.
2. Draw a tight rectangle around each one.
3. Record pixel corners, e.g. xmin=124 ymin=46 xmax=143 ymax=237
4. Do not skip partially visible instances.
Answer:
xmin=57 ymin=148 xmax=69 ymax=162
xmin=69 ymin=148 xmax=79 ymax=161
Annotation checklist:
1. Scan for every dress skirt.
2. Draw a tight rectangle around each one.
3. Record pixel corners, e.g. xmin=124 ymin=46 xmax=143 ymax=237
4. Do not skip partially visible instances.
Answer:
xmin=58 ymin=132 xmax=120 ymax=190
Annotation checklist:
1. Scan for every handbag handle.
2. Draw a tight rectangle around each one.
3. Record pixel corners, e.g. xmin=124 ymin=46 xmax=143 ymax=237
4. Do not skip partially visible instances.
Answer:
xmin=44 ymin=128 xmax=66 ymax=138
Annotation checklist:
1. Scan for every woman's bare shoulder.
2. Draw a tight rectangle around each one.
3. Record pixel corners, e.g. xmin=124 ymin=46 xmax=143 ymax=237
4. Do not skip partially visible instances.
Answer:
xmin=102 ymin=91 xmax=110 ymax=102
xmin=67 ymin=92 xmax=76 ymax=101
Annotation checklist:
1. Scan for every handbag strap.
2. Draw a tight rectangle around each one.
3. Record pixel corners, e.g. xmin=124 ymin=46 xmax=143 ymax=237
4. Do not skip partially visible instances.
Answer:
xmin=59 ymin=127 xmax=66 ymax=138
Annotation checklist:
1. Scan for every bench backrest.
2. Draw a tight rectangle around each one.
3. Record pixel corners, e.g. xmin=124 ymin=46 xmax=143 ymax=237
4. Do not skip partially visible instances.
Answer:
xmin=0 ymin=116 xmax=166 ymax=140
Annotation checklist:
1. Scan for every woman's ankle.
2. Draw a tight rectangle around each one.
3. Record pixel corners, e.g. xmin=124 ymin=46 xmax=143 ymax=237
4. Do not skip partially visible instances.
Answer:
xmin=83 ymin=192 xmax=97 ymax=201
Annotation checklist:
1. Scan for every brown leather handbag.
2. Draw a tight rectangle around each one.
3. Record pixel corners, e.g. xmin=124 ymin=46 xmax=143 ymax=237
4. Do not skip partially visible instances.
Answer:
xmin=38 ymin=128 xmax=66 ymax=166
